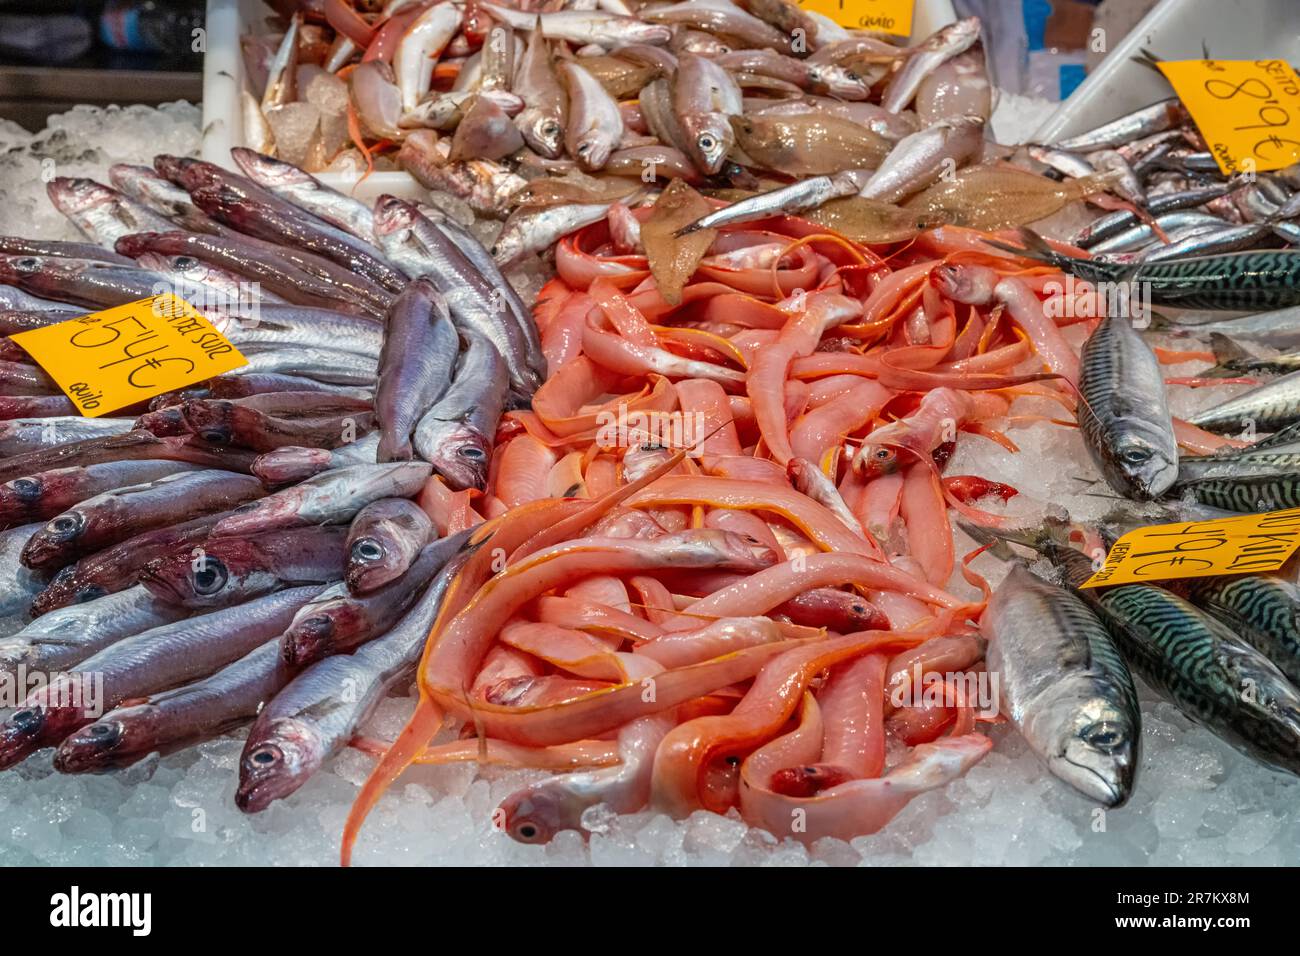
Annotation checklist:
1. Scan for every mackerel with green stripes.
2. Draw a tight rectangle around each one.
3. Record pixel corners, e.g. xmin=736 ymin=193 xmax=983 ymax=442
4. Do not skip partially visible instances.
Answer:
xmin=1052 ymin=545 xmax=1300 ymax=777
xmin=1171 ymin=451 xmax=1300 ymax=512
xmin=982 ymin=563 xmax=1140 ymax=806
xmin=988 ymin=229 xmax=1300 ymax=311
xmin=1181 ymin=575 xmax=1300 ymax=687
xmin=1185 ymin=370 xmax=1300 ymax=435
xmin=1077 ymin=312 xmax=1178 ymax=500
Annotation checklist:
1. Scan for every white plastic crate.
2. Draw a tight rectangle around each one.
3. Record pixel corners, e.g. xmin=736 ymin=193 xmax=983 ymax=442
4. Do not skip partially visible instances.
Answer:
xmin=200 ymin=0 xmax=958 ymax=199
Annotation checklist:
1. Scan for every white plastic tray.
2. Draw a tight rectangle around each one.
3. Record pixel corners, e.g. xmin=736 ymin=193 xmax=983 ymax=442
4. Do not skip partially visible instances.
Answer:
xmin=200 ymin=0 xmax=957 ymax=199
xmin=1033 ymin=0 xmax=1300 ymax=144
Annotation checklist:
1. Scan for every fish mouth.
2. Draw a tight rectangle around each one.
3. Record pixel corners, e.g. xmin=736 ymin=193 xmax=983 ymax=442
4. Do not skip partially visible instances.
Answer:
xmin=1056 ymin=753 xmax=1126 ymax=808
xmin=0 ymin=707 xmax=48 ymax=770
xmin=236 ymin=723 xmax=320 ymax=812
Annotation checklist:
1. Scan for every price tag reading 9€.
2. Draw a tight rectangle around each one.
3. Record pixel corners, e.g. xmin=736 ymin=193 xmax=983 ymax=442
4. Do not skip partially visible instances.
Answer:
xmin=1079 ymin=508 xmax=1300 ymax=589
xmin=10 ymin=295 xmax=246 ymax=417
xmin=796 ymin=0 xmax=914 ymax=37
xmin=1157 ymin=59 xmax=1300 ymax=176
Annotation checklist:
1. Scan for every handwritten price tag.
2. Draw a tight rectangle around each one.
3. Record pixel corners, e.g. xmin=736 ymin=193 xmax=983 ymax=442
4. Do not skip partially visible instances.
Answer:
xmin=1157 ymin=59 xmax=1300 ymax=175
xmin=796 ymin=0 xmax=914 ymax=37
xmin=11 ymin=295 xmax=246 ymax=417
xmin=1079 ymin=509 xmax=1300 ymax=589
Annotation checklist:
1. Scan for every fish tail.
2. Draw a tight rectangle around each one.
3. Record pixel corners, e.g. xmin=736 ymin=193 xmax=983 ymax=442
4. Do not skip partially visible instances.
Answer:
xmin=982 ymin=227 xmax=1068 ymax=268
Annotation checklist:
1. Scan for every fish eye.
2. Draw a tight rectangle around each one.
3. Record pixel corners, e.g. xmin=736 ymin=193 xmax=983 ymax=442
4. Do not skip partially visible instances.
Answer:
xmin=14 ymin=257 xmax=40 ymax=272
xmin=513 ymin=822 xmax=542 ymax=842
xmin=698 ymin=133 xmax=716 ymax=151
xmin=352 ymin=539 xmax=385 ymax=562
xmin=191 ymin=557 xmax=229 ymax=596
xmin=47 ymin=513 xmax=84 ymax=537
xmin=10 ymin=708 xmax=41 ymax=730
xmin=10 ymin=477 xmax=40 ymax=498
xmin=873 ymin=447 xmax=894 ymax=461
xmin=199 ymin=428 xmax=228 ymax=444
xmin=175 ymin=256 xmax=199 ymax=269
xmin=247 ymin=745 xmax=282 ymax=767
xmin=84 ymin=720 xmax=124 ymax=745
xmin=1120 ymin=446 xmax=1151 ymax=465
xmin=542 ymin=121 xmax=561 ymax=137
xmin=457 ymin=446 xmax=486 ymax=460
xmin=1084 ymin=721 xmax=1125 ymax=752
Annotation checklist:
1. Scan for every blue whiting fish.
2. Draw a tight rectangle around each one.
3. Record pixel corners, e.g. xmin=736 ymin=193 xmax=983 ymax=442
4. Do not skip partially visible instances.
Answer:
xmin=345 ymin=497 xmax=434 ymax=594
xmin=374 ymin=277 xmax=459 ymax=462
xmin=0 ymin=585 xmax=188 ymax=677
xmin=280 ymin=531 xmax=467 ymax=667
xmin=1077 ymin=312 xmax=1179 ymax=500
xmin=0 ymin=459 xmax=205 ymax=531
xmin=371 ymin=195 xmax=541 ymax=398
xmin=0 ymin=417 xmax=136 ymax=458
xmin=229 ymin=148 xmax=375 ymax=242
xmin=19 ymin=469 xmax=266 ymax=573
xmin=140 ymin=524 xmax=348 ymax=609
xmin=0 ymin=236 xmax=133 ymax=266
xmin=235 ymin=535 xmax=474 ymax=813
xmin=0 ymin=586 xmax=327 ymax=771
xmin=0 ymin=523 xmax=44 ymax=619
xmin=210 ymin=461 xmax=431 ymax=537
xmin=0 ymin=253 xmax=169 ymax=311
xmin=981 ymin=563 xmax=1140 ymax=807
xmin=251 ymin=433 xmax=381 ymax=488
xmin=45 ymin=177 xmax=176 ymax=249
xmin=413 ymin=328 xmax=509 ymax=491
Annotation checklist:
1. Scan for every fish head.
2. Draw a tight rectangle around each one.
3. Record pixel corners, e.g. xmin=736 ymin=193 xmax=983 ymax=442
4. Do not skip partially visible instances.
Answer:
xmin=814 ymin=64 xmax=870 ymax=100
xmin=853 ymin=440 xmax=905 ymax=478
xmin=235 ymin=717 xmax=324 ymax=813
xmin=346 ymin=536 xmax=402 ymax=592
xmin=140 ymin=543 xmax=255 ymax=608
xmin=282 ymin=614 xmax=337 ymax=669
xmin=426 ymin=424 xmax=491 ymax=492
xmin=1106 ymin=425 xmax=1178 ymax=500
xmin=496 ymin=784 xmax=583 ymax=845
xmin=661 ymin=529 xmax=780 ymax=572
xmin=0 ymin=473 xmax=45 ymax=523
xmin=573 ymin=129 xmax=616 ymax=173
xmin=1044 ymin=698 xmax=1138 ymax=808
xmin=0 ymin=703 xmax=52 ymax=770
xmin=53 ymin=705 xmax=160 ymax=773
xmin=21 ymin=510 xmax=88 ymax=570
xmin=516 ymin=107 xmax=565 ymax=159
xmin=230 ymin=147 xmax=309 ymax=187
xmin=371 ymin=195 xmax=419 ymax=243
xmin=180 ymin=400 xmax=236 ymax=446
xmin=133 ymin=405 xmax=191 ymax=438
xmin=252 ymin=447 xmax=332 ymax=488
xmin=0 ymin=253 xmax=53 ymax=285
xmin=930 ymin=263 xmax=998 ymax=305
xmin=681 ymin=114 xmax=733 ymax=176
xmin=29 ymin=565 xmax=104 ymax=616
xmin=45 ymin=177 xmax=117 ymax=216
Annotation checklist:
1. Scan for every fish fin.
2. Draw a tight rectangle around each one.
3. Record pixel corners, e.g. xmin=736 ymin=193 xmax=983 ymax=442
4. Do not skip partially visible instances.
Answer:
xmin=1208 ymin=332 xmax=1250 ymax=367
xmin=982 ymin=227 xmax=1063 ymax=267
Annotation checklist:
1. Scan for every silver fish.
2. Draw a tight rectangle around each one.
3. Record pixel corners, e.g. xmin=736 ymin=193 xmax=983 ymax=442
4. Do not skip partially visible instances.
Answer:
xmin=1078 ymin=312 xmax=1178 ymax=499
xmin=1051 ymin=97 xmax=1189 ymax=152
xmin=982 ymin=563 xmax=1139 ymax=807
xmin=859 ymin=115 xmax=985 ymax=204
xmin=413 ymin=328 xmax=509 ymax=490
xmin=881 ymin=18 xmax=982 ymax=114
xmin=345 ymin=497 xmax=434 ymax=594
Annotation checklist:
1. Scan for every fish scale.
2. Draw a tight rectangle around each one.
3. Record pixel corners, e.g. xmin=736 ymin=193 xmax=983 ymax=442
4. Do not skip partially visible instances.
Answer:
xmin=983 ymin=564 xmax=1140 ymax=805
xmin=1185 ymin=576 xmax=1300 ymax=686
xmin=1077 ymin=313 xmax=1178 ymax=500
xmin=1095 ymin=583 xmax=1300 ymax=774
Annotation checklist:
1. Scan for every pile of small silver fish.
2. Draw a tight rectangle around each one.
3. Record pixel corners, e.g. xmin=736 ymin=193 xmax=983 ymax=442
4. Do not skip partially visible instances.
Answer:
xmin=242 ymin=2 xmax=1037 ymax=264
xmin=0 ymin=147 xmax=530 ymax=810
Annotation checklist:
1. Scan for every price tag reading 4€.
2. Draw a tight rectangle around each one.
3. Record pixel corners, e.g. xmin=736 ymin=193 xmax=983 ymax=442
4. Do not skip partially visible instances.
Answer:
xmin=797 ymin=0 xmax=914 ymax=37
xmin=11 ymin=295 xmax=246 ymax=417
xmin=1157 ymin=59 xmax=1300 ymax=176
xmin=1079 ymin=508 xmax=1300 ymax=589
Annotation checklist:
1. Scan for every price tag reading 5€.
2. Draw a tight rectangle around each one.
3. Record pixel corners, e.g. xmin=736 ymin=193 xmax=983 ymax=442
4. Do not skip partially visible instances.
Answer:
xmin=796 ymin=0 xmax=914 ymax=37
xmin=1157 ymin=59 xmax=1300 ymax=175
xmin=11 ymin=295 xmax=246 ymax=417
xmin=1079 ymin=508 xmax=1300 ymax=588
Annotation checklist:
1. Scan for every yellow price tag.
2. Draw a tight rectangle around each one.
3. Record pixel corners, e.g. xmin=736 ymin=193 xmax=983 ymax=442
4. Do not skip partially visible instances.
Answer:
xmin=11 ymin=295 xmax=246 ymax=418
xmin=797 ymin=0 xmax=914 ymax=37
xmin=1079 ymin=509 xmax=1300 ymax=589
xmin=1157 ymin=59 xmax=1300 ymax=176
